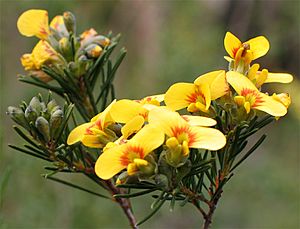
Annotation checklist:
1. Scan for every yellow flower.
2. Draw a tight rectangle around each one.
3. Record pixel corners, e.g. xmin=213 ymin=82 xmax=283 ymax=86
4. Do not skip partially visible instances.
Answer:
xmin=67 ymin=101 xmax=117 ymax=148
xmin=20 ymin=40 xmax=59 ymax=71
xmin=95 ymin=124 xmax=164 ymax=180
xmin=226 ymin=71 xmax=287 ymax=116
xmin=248 ymin=63 xmax=293 ymax=88
xmin=148 ymin=107 xmax=226 ymax=151
xmin=164 ymin=70 xmax=229 ymax=113
xmin=224 ymin=32 xmax=269 ymax=65
xmin=272 ymin=93 xmax=291 ymax=109
xmin=17 ymin=9 xmax=50 ymax=40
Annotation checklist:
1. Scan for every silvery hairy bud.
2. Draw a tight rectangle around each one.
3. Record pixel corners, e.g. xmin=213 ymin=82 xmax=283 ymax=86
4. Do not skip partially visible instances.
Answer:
xmin=29 ymin=96 xmax=42 ymax=114
xmin=85 ymin=44 xmax=103 ymax=58
xmin=35 ymin=116 xmax=50 ymax=143
xmin=7 ymin=106 xmax=30 ymax=130
xmin=25 ymin=105 xmax=38 ymax=123
xmin=50 ymin=109 xmax=64 ymax=138
xmin=63 ymin=11 xmax=76 ymax=34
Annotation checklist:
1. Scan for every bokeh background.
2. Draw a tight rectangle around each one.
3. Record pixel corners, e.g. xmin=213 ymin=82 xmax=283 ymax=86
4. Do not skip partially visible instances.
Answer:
xmin=1 ymin=0 xmax=299 ymax=228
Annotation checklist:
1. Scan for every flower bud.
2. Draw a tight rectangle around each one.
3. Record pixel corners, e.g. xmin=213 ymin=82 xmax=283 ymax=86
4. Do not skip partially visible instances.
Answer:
xmin=59 ymin=37 xmax=72 ymax=60
xmin=25 ymin=105 xmax=38 ymax=123
xmin=7 ymin=106 xmax=29 ymax=129
xmin=50 ymin=109 xmax=64 ymax=138
xmin=155 ymin=174 xmax=169 ymax=190
xmin=35 ymin=116 xmax=50 ymax=142
xmin=63 ymin=11 xmax=76 ymax=34
xmin=85 ymin=44 xmax=103 ymax=58
xmin=29 ymin=96 xmax=42 ymax=114
xmin=47 ymin=99 xmax=59 ymax=113
xmin=93 ymin=35 xmax=110 ymax=47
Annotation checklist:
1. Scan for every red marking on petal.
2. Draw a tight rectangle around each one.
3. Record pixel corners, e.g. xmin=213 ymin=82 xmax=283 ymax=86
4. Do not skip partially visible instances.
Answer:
xmin=119 ymin=145 xmax=145 ymax=166
xmin=241 ymin=88 xmax=264 ymax=107
xmin=170 ymin=126 xmax=197 ymax=147
xmin=232 ymin=47 xmax=240 ymax=58
xmin=186 ymin=90 xmax=205 ymax=104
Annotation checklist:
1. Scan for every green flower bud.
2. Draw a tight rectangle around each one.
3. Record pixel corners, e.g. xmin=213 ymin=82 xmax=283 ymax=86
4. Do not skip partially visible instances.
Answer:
xmin=7 ymin=106 xmax=29 ymax=130
xmin=35 ymin=116 xmax=50 ymax=143
xmin=50 ymin=109 xmax=64 ymax=138
xmin=59 ymin=37 xmax=73 ymax=61
xmin=63 ymin=11 xmax=76 ymax=34
xmin=47 ymin=99 xmax=58 ymax=113
xmin=154 ymin=174 xmax=169 ymax=190
xmin=176 ymin=160 xmax=192 ymax=182
xmin=29 ymin=96 xmax=42 ymax=114
xmin=25 ymin=105 xmax=38 ymax=123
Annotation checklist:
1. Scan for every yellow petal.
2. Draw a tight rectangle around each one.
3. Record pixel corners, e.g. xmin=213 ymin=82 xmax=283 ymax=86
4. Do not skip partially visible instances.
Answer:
xmin=189 ymin=126 xmax=226 ymax=150
xmin=244 ymin=101 xmax=251 ymax=114
xmin=50 ymin=15 xmax=68 ymax=36
xmin=20 ymin=54 xmax=35 ymax=70
xmin=81 ymin=134 xmax=106 ymax=148
xmin=148 ymin=107 xmax=186 ymax=137
xmin=255 ymin=93 xmax=287 ymax=117
xmin=67 ymin=122 xmax=92 ymax=145
xmin=255 ymin=69 xmax=268 ymax=88
xmin=121 ymin=115 xmax=145 ymax=139
xmin=245 ymin=36 xmax=270 ymax=60
xmin=91 ymin=100 xmax=116 ymax=126
xmin=17 ymin=9 xmax=50 ymax=39
xmin=264 ymin=72 xmax=293 ymax=84
xmin=130 ymin=124 xmax=165 ymax=154
xmin=272 ymin=93 xmax=291 ymax=108
xmin=164 ymin=83 xmax=195 ymax=111
xmin=234 ymin=96 xmax=245 ymax=106
xmin=224 ymin=32 xmax=242 ymax=58
xmin=199 ymin=83 xmax=211 ymax=110
xmin=95 ymin=144 xmax=126 ymax=180
xmin=226 ymin=71 xmax=258 ymax=95
xmin=248 ymin=63 xmax=260 ymax=81
xmin=110 ymin=100 xmax=148 ymax=123
xmin=32 ymin=40 xmax=58 ymax=69
xmin=194 ymin=70 xmax=228 ymax=100
xmin=181 ymin=115 xmax=216 ymax=127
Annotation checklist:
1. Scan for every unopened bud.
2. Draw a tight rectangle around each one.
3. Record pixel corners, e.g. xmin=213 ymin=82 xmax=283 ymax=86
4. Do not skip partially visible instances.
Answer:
xmin=50 ymin=109 xmax=64 ymax=138
xmin=155 ymin=174 xmax=169 ymax=190
xmin=35 ymin=116 xmax=50 ymax=143
xmin=63 ymin=11 xmax=76 ymax=34
xmin=93 ymin=35 xmax=110 ymax=47
xmin=29 ymin=96 xmax=42 ymax=114
xmin=85 ymin=44 xmax=102 ymax=58
xmin=47 ymin=99 xmax=59 ymax=113
xmin=25 ymin=105 xmax=38 ymax=123
xmin=7 ymin=106 xmax=29 ymax=129
xmin=59 ymin=37 xmax=72 ymax=60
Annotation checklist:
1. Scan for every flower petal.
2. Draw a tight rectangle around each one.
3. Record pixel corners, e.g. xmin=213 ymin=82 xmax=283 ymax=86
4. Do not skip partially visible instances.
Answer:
xmin=264 ymin=72 xmax=293 ymax=84
xmin=181 ymin=115 xmax=216 ymax=127
xmin=189 ymin=126 xmax=226 ymax=150
xmin=121 ymin=115 xmax=145 ymax=139
xmin=81 ymin=134 xmax=105 ymax=148
xmin=148 ymin=107 xmax=187 ymax=137
xmin=226 ymin=71 xmax=258 ymax=94
xmin=110 ymin=99 xmax=147 ymax=123
xmin=130 ymin=124 xmax=165 ymax=154
xmin=245 ymin=36 xmax=270 ymax=60
xmin=17 ymin=9 xmax=50 ymax=39
xmin=164 ymin=82 xmax=195 ymax=111
xmin=224 ymin=32 xmax=242 ymax=58
xmin=67 ymin=122 xmax=92 ymax=145
xmin=255 ymin=93 xmax=287 ymax=117
xmin=95 ymin=144 xmax=126 ymax=180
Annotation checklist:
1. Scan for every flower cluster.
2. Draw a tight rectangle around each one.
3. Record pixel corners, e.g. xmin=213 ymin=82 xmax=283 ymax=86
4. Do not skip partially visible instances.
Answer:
xmin=17 ymin=9 xmax=110 ymax=82
xmin=67 ymin=32 xmax=293 ymax=188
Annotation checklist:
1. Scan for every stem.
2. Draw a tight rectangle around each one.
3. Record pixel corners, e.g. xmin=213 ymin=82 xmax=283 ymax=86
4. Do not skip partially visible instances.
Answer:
xmin=202 ymin=189 xmax=223 ymax=229
xmin=105 ymin=180 xmax=138 ymax=229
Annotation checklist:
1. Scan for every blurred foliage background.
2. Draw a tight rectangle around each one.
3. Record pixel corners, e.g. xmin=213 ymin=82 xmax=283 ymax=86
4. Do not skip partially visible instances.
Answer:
xmin=1 ymin=0 xmax=299 ymax=228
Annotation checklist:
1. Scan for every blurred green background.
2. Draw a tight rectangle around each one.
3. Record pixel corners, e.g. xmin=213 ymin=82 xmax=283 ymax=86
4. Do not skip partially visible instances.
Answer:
xmin=1 ymin=0 xmax=299 ymax=228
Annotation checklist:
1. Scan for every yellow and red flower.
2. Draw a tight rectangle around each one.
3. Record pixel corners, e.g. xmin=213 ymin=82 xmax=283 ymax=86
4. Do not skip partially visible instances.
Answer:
xmin=95 ymin=124 xmax=164 ymax=179
xmin=226 ymin=71 xmax=287 ymax=116
xmin=164 ymin=70 xmax=229 ymax=113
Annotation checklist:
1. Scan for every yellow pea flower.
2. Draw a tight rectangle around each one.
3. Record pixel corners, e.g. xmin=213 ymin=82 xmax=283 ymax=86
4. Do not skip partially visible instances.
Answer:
xmin=164 ymin=70 xmax=229 ymax=113
xmin=67 ymin=100 xmax=117 ymax=148
xmin=110 ymin=95 xmax=163 ymax=124
xmin=20 ymin=40 xmax=59 ymax=71
xmin=148 ymin=107 xmax=226 ymax=152
xmin=248 ymin=63 xmax=293 ymax=88
xmin=226 ymin=71 xmax=287 ymax=116
xmin=95 ymin=124 xmax=164 ymax=180
xmin=224 ymin=32 xmax=269 ymax=65
xmin=17 ymin=9 xmax=50 ymax=40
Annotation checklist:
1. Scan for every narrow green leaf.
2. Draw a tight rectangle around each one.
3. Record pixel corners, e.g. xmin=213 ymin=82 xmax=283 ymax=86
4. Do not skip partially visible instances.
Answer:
xmin=137 ymin=193 xmax=168 ymax=226
xmin=8 ymin=144 xmax=52 ymax=162
xmin=230 ymin=134 xmax=267 ymax=172
xmin=114 ymin=188 xmax=158 ymax=198
xmin=43 ymin=175 xmax=110 ymax=199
